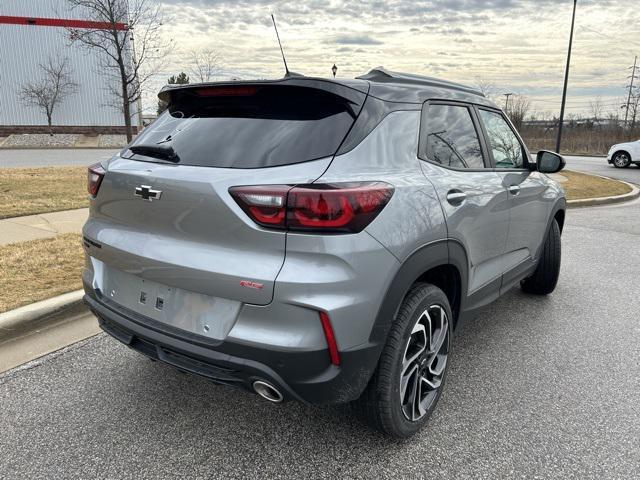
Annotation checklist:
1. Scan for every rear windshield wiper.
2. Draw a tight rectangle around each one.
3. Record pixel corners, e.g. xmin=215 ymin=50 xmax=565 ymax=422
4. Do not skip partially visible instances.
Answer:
xmin=129 ymin=144 xmax=180 ymax=163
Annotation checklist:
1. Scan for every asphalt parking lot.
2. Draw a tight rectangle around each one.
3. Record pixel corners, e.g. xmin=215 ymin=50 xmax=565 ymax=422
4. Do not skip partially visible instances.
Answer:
xmin=2 ymin=196 xmax=640 ymax=478
xmin=564 ymin=155 xmax=640 ymax=184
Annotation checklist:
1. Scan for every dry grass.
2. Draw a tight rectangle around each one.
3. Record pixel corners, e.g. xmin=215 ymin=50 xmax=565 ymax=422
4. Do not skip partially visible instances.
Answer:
xmin=522 ymin=126 xmax=640 ymax=156
xmin=0 ymin=233 xmax=84 ymax=313
xmin=0 ymin=167 xmax=87 ymax=219
xmin=560 ymin=170 xmax=632 ymax=201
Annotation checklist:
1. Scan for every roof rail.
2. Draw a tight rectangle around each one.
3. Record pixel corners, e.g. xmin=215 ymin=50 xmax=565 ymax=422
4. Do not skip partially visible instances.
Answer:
xmin=357 ymin=67 xmax=484 ymax=97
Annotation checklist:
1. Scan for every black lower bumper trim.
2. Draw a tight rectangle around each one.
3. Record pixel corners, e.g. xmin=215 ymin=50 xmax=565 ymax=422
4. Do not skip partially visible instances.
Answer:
xmin=84 ymin=290 xmax=382 ymax=404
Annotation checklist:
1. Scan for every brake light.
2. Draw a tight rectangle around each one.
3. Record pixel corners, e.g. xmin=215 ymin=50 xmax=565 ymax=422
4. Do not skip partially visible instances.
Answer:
xmin=319 ymin=311 xmax=340 ymax=366
xmin=195 ymin=86 xmax=259 ymax=97
xmin=87 ymin=163 xmax=105 ymax=197
xmin=229 ymin=182 xmax=393 ymax=233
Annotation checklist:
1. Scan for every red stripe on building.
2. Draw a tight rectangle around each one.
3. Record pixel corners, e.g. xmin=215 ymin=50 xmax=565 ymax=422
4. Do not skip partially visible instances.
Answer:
xmin=0 ymin=15 xmax=127 ymax=31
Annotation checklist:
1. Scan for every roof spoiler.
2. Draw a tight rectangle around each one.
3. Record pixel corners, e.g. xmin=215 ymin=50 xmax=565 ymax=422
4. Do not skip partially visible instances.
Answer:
xmin=157 ymin=78 xmax=369 ymax=107
xmin=357 ymin=67 xmax=484 ymax=97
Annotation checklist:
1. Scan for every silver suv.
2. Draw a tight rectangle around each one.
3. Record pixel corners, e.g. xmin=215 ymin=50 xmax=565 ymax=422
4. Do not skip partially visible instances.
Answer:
xmin=83 ymin=68 xmax=566 ymax=438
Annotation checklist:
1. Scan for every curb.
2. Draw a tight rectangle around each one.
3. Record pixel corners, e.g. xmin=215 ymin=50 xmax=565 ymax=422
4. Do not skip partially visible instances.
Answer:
xmin=566 ymin=177 xmax=640 ymax=209
xmin=0 ymin=290 xmax=87 ymax=342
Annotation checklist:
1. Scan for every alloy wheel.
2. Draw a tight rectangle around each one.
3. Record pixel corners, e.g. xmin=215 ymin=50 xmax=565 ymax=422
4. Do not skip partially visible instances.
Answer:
xmin=400 ymin=304 xmax=450 ymax=422
xmin=614 ymin=153 xmax=630 ymax=167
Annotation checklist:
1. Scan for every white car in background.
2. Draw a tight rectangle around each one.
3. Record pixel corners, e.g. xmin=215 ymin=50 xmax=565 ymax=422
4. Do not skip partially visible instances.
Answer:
xmin=607 ymin=141 xmax=640 ymax=168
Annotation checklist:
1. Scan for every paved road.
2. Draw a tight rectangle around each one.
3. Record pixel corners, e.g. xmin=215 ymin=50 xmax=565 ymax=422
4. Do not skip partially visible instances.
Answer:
xmin=2 ymin=199 xmax=640 ymax=479
xmin=564 ymin=155 xmax=640 ymax=184
xmin=0 ymin=149 xmax=118 ymax=168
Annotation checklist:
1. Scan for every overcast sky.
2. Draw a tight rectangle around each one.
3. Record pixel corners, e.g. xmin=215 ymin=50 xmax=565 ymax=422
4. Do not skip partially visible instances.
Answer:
xmin=150 ymin=0 xmax=640 ymax=117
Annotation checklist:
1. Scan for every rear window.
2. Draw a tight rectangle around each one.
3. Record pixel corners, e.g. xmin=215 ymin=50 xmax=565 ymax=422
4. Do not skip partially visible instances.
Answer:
xmin=128 ymin=86 xmax=359 ymax=168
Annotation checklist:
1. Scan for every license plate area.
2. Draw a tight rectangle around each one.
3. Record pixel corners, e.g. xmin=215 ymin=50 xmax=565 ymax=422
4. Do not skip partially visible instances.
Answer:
xmin=91 ymin=258 xmax=242 ymax=341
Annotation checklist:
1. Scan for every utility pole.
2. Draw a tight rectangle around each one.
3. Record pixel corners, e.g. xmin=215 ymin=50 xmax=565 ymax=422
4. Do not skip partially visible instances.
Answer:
xmin=624 ymin=55 xmax=638 ymax=126
xmin=556 ymin=0 xmax=577 ymax=154
xmin=503 ymin=93 xmax=514 ymax=112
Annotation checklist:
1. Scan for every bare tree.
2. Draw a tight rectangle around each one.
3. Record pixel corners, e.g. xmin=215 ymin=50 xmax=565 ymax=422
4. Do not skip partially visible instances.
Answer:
xmin=475 ymin=77 xmax=497 ymax=101
xmin=67 ymin=0 xmax=173 ymax=142
xmin=189 ymin=49 xmax=222 ymax=83
xmin=506 ymin=95 xmax=531 ymax=130
xmin=589 ymin=97 xmax=603 ymax=125
xmin=19 ymin=56 xmax=78 ymax=136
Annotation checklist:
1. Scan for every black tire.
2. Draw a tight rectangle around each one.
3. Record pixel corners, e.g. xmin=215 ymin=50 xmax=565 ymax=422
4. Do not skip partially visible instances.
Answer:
xmin=354 ymin=283 xmax=452 ymax=438
xmin=612 ymin=152 xmax=631 ymax=168
xmin=521 ymin=219 xmax=561 ymax=295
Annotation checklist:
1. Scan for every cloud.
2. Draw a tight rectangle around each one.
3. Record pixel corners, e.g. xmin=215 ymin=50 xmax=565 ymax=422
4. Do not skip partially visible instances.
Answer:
xmin=143 ymin=0 xmax=637 ymax=117
xmin=332 ymin=34 xmax=383 ymax=45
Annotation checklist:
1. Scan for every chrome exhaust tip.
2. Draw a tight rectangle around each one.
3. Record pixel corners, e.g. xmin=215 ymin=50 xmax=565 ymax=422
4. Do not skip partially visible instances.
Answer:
xmin=253 ymin=380 xmax=284 ymax=403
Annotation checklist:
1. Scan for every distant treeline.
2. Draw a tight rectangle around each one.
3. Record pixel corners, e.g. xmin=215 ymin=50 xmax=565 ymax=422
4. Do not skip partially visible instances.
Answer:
xmin=520 ymin=121 xmax=640 ymax=156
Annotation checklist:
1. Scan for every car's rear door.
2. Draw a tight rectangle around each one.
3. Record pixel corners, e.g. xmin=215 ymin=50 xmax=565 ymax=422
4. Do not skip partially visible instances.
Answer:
xmin=475 ymin=107 xmax=549 ymax=292
xmin=418 ymin=101 xmax=511 ymax=308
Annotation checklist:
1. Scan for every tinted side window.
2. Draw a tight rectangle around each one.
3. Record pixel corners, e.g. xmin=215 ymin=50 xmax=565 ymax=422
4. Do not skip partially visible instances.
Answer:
xmin=478 ymin=109 xmax=525 ymax=169
xmin=421 ymin=104 xmax=484 ymax=169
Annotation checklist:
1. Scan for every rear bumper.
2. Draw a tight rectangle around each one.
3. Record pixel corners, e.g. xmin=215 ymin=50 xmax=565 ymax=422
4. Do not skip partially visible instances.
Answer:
xmin=84 ymin=288 xmax=380 ymax=404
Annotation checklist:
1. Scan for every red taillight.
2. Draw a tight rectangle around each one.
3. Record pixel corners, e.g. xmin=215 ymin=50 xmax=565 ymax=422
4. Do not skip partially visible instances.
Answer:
xmin=319 ymin=311 xmax=340 ymax=366
xmin=229 ymin=185 xmax=289 ymax=229
xmin=288 ymin=183 xmax=393 ymax=232
xmin=229 ymin=182 xmax=393 ymax=233
xmin=87 ymin=163 xmax=105 ymax=197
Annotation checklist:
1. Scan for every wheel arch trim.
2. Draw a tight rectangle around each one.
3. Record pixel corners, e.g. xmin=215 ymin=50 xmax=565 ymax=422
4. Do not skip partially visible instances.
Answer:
xmin=368 ymin=239 xmax=469 ymax=346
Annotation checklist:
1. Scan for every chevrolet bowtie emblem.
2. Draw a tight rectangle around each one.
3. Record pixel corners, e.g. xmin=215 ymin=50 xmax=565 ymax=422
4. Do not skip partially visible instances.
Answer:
xmin=134 ymin=185 xmax=162 ymax=201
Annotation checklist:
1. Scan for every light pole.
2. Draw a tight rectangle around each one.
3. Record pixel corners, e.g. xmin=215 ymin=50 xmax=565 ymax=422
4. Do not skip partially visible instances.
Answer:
xmin=503 ymin=93 xmax=514 ymax=112
xmin=556 ymin=0 xmax=578 ymax=154
xmin=332 ymin=64 xmax=338 ymax=78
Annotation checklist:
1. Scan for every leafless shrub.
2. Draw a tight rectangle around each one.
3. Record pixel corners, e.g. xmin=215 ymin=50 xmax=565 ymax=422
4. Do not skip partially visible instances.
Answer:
xmin=506 ymin=95 xmax=531 ymax=130
xmin=19 ymin=56 xmax=78 ymax=136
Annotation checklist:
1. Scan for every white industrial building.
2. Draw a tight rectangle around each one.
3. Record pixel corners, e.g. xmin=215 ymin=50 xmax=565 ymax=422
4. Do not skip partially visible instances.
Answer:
xmin=0 ymin=0 xmax=139 ymax=134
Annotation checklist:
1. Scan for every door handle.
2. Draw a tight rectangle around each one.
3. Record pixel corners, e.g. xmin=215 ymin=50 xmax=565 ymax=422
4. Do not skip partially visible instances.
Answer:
xmin=446 ymin=190 xmax=467 ymax=206
xmin=508 ymin=185 xmax=521 ymax=195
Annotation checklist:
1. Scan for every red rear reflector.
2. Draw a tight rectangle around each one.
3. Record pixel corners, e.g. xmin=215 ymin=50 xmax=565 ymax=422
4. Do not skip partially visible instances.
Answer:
xmin=195 ymin=86 xmax=259 ymax=97
xmin=229 ymin=182 xmax=393 ymax=233
xmin=319 ymin=311 xmax=340 ymax=366
xmin=87 ymin=163 xmax=105 ymax=197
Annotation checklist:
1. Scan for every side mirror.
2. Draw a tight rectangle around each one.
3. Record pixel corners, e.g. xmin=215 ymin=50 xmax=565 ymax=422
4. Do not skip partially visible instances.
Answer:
xmin=536 ymin=150 xmax=566 ymax=173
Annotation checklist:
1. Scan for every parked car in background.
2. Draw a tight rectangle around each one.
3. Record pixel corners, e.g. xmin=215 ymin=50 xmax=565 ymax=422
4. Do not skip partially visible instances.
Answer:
xmin=82 ymin=69 xmax=567 ymax=438
xmin=608 ymin=140 xmax=640 ymax=168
